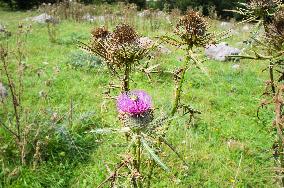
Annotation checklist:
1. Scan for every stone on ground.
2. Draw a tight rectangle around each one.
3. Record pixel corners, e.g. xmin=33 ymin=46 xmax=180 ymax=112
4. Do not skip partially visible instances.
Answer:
xmin=205 ymin=42 xmax=240 ymax=62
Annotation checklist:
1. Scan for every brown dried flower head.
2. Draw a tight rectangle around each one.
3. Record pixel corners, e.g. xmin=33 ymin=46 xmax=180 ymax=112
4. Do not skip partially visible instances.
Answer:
xmin=247 ymin=0 xmax=280 ymax=10
xmin=80 ymin=23 xmax=152 ymax=73
xmin=111 ymin=24 xmax=138 ymax=45
xmin=244 ymin=0 xmax=281 ymax=22
xmin=91 ymin=26 xmax=110 ymax=39
xmin=266 ymin=7 xmax=284 ymax=50
xmin=175 ymin=10 xmax=210 ymax=47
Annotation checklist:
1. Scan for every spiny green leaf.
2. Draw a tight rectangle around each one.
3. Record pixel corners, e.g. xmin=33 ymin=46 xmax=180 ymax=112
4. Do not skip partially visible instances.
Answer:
xmin=141 ymin=137 xmax=170 ymax=172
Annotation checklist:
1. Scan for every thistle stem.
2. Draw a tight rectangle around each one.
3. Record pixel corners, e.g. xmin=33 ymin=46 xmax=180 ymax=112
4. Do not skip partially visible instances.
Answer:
xmin=137 ymin=133 xmax=142 ymax=188
xmin=146 ymin=160 xmax=155 ymax=188
xmin=171 ymin=67 xmax=187 ymax=116
xmin=132 ymin=139 xmax=138 ymax=188
xmin=123 ymin=62 xmax=131 ymax=92
xmin=137 ymin=134 xmax=141 ymax=172
xmin=269 ymin=62 xmax=275 ymax=94
xmin=274 ymin=85 xmax=284 ymax=186
xmin=132 ymin=132 xmax=142 ymax=188
xmin=170 ymin=47 xmax=192 ymax=116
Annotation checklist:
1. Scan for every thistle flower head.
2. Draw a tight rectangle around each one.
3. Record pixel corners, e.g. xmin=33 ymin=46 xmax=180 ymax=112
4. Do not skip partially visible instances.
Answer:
xmin=175 ymin=10 xmax=211 ymax=47
xmin=266 ymin=7 xmax=284 ymax=50
xmin=112 ymin=24 xmax=138 ymax=45
xmin=80 ymin=24 xmax=152 ymax=74
xmin=247 ymin=0 xmax=280 ymax=10
xmin=117 ymin=90 xmax=152 ymax=116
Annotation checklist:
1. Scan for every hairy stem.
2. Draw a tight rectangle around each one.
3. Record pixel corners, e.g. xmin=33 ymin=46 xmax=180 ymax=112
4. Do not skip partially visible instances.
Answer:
xmin=137 ymin=133 xmax=142 ymax=188
xmin=170 ymin=47 xmax=192 ymax=116
xmin=2 ymin=54 xmax=21 ymax=142
xmin=269 ymin=62 xmax=276 ymax=94
xmin=123 ymin=62 xmax=131 ymax=92
xmin=146 ymin=160 xmax=155 ymax=188
xmin=274 ymin=85 xmax=284 ymax=186
xmin=171 ymin=67 xmax=187 ymax=116
xmin=132 ymin=134 xmax=138 ymax=187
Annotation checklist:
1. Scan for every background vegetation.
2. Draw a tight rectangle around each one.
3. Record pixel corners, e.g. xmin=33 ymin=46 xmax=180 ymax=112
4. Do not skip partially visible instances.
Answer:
xmin=0 ymin=1 xmax=279 ymax=187
xmin=0 ymin=0 xmax=246 ymax=18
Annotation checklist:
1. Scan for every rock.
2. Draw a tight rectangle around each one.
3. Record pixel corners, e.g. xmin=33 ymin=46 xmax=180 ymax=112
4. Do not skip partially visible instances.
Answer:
xmin=0 ymin=82 xmax=8 ymax=100
xmin=157 ymin=45 xmax=171 ymax=54
xmin=205 ymin=42 xmax=240 ymax=62
xmin=232 ymin=64 xmax=240 ymax=70
xmin=82 ymin=14 xmax=105 ymax=22
xmin=220 ymin=21 xmax=232 ymax=28
xmin=82 ymin=14 xmax=96 ymax=22
xmin=230 ymin=29 xmax=239 ymax=36
xmin=138 ymin=37 xmax=171 ymax=55
xmin=242 ymin=24 xmax=250 ymax=31
xmin=0 ymin=24 xmax=6 ymax=32
xmin=157 ymin=11 xmax=166 ymax=17
xmin=138 ymin=37 xmax=154 ymax=49
xmin=227 ymin=139 xmax=245 ymax=151
xmin=137 ymin=10 xmax=151 ymax=18
xmin=235 ymin=42 xmax=244 ymax=47
xmin=27 ymin=13 xmax=58 ymax=24
xmin=0 ymin=24 xmax=11 ymax=37
xmin=95 ymin=15 xmax=105 ymax=22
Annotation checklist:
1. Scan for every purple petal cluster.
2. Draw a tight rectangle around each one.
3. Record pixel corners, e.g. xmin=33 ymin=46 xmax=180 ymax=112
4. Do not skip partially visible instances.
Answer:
xmin=117 ymin=90 xmax=152 ymax=116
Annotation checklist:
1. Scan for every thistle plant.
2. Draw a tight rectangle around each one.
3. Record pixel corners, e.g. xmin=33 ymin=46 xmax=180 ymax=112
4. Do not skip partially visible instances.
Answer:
xmin=234 ymin=1 xmax=284 ymax=186
xmin=80 ymin=24 xmax=156 ymax=92
xmin=161 ymin=10 xmax=215 ymax=117
xmin=46 ymin=18 xmax=59 ymax=43
xmin=94 ymin=90 xmax=187 ymax=187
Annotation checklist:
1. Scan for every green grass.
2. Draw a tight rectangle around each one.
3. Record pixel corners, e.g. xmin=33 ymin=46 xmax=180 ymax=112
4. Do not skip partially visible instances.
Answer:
xmin=0 ymin=8 xmax=276 ymax=187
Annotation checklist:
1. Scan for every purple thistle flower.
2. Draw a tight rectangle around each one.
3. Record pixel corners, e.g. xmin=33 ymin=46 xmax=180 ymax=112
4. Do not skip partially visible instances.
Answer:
xmin=117 ymin=90 xmax=152 ymax=116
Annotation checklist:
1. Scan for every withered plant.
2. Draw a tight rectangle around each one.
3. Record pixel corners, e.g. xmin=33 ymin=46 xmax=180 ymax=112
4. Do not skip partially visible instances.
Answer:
xmin=0 ymin=24 xmax=35 ymax=165
xmin=235 ymin=0 xmax=281 ymax=24
xmin=79 ymin=24 xmax=156 ymax=92
xmin=161 ymin=10 xmax=217 ymax=117
xmin=39 ymin=1 xmax=95 ymax=22
xmin=46 ymin=18 xmax=59 ymax=43
xmin=234 ymin=1 xmax=284 ymax=186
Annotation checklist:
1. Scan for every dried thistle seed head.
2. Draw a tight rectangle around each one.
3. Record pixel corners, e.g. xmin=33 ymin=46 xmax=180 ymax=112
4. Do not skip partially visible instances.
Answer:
xmin=175 ymin=10 xmax=211 ymax=47
xmin=244 ymin=0 xmax=281 ymax=22
xmin=266 ymin=7 xmax=284 ymax=49
xmin=91 ymin=26 xmax=110 ymax=39
xmin=80 ymin=23 xmax=151 ymax=73
xmin=247 ymin=0 xmax=281 ymax=9
xmin=177 ymin=10 xmax=208 ymax=36
xmin=112 ymin=24 xmax=138 ymax=44
xmin=272 ymin=8 xmax=284 ymax=33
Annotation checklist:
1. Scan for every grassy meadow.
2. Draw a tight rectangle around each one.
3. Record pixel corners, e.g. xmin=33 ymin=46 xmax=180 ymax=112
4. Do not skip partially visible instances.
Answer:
xmin=0 ymin=5 xmax=277 ymax=188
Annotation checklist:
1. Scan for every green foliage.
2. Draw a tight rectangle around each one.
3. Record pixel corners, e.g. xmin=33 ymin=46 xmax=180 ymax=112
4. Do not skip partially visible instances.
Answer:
xmin=0 ymin=6 xmax=277 ymax=188
xmin=0 ymin=0 xmax=245 ymax=18
xmin=148 ymin=0 xmax=246 ymax=18
xmin=66 ymin=50 xmax=102 ymax=69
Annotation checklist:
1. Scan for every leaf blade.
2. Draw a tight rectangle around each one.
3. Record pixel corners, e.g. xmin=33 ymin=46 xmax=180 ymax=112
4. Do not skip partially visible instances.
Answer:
xmin=141 ymin=137 xmax=170 ymax=172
